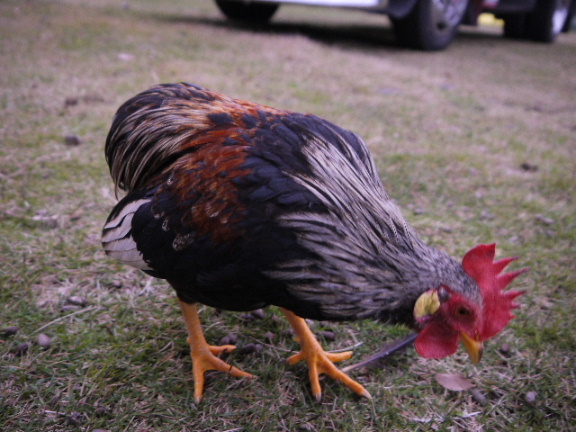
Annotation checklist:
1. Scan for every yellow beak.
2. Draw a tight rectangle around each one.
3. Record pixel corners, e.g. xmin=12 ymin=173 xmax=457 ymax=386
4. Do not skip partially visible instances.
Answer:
xmin=460 ymin=332 xmax=483 ymax=364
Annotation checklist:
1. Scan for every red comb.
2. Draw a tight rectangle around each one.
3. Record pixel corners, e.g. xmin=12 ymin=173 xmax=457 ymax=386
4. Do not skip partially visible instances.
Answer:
xmin=462 ymin=244 xmax=527 ymax=341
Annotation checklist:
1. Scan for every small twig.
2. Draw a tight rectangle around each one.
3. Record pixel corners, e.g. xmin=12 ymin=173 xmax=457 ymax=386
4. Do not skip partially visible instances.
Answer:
xmin=138 ymin=277 xmax=155 ymax=296
xmin=342 ymin=332 xmax=417 ymax=372
xmin=43 ymin=410 xmax=68 ymax=416
xmin=245 ymin=335 xmax=363 ymax=355
xmin=329 ymin=341 xmax=364 ymax=353
xmin=32 ymin=306 xmax=98 ymax=334
xmin=245 ymin=335 xmax=293 ymax=353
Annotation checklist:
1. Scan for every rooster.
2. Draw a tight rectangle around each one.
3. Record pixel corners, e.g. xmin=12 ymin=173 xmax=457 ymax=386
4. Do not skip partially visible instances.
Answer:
xmin=102 ymin=83 xmax=525 ymax=402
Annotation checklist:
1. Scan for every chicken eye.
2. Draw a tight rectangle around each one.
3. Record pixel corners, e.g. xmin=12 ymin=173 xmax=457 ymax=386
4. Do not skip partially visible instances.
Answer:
xmin=457 ymin=307 xmax=471 ymax=316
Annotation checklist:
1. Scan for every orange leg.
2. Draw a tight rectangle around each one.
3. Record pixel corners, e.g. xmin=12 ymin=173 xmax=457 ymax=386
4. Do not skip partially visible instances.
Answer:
xmin=179 ymin=301 xmax=253 ymax=403
xmin=281 ymin=308 xmax=371 ymax=401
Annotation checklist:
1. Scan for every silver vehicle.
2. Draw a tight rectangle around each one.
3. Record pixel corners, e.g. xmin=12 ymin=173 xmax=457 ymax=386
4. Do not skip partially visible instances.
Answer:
xmin=214 ymin=0 xmax=576 ymax=50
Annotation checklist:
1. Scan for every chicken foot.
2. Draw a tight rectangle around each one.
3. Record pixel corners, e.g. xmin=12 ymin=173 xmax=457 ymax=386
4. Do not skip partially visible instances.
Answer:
xmin=281 ymin=308 xmax=371 ymax=401
xmin=179 ymin=301 xmax=253 ymax=403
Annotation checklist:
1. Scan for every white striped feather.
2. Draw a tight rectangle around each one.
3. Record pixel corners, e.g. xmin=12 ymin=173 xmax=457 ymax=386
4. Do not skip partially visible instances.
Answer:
xmin=266 ymin=129 xmax=423 ymax=318
xmin=287 ymin=132 xmax=416 ymax=252
xmin=102 ymin=198 xmax=152 ymax=271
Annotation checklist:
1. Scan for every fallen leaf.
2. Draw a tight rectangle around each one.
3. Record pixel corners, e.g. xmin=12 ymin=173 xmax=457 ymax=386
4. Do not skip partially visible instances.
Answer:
xmin=435 ymin=373 xmax=474 ymax=391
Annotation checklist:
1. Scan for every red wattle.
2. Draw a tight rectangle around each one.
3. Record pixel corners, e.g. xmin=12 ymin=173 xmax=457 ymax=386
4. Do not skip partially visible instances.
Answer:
xmin=415 ymin=322 xmax=460 ymax=359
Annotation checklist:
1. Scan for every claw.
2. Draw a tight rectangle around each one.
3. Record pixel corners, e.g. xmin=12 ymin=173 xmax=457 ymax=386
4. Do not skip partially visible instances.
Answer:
xmin=180 ymin=301 xmax=253 ymax=403
xmin=281 ymin=308 xmax=371 ymax=401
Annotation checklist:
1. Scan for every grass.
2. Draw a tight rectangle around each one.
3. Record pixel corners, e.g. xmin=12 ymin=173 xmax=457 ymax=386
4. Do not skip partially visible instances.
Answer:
xmin=1 ymin=0 xmax=575 ymax=430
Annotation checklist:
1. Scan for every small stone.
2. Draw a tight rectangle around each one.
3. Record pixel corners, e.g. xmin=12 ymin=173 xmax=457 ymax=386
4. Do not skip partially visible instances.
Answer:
xmin=237 ymin=343 xmax=262 ymax=355
xmin=109 ymin=280 xmax=123 ymax=289
xmin=480 ymin=210 xmax=496 ymax=221
xmin=31 ymin=212 xmax=59 ymax=228
xmin=64 ymin=135 xmax=81 ymax=146
xmin=520 ymin=162 xmax=538 ymax=172
xmin=2 ymin=326 xmax=19 ymax=337
xmin=12 ymin=342 xmax=31 ymax=356
xmin=239 ymin=313 xmax=255 ymax=322
xmin=81 ymin=94 xmax=105 ymax=104
xmin=94 ymin=405 xmax=111 ymax=417
xmin=64 ymin=97 xmax=79 ymax=107
xmin=67 ymin=411 xmax=84 ymax=426
xmin=69 ymin=209 xmax=84 ymax=221
xmin=250 ymin=309 xmax=265 ymax=320
xmin=66 ymin=296 xmax=87 ymax=307
xmin=319 ymin=330 xmax=336 ymax=341
xmin=499 ymin=343 xmax=511 ymax=356
xmin=37 ymin=333 xmax=52 ymax=349
xmin=535 ymin=214 xmax=554 ymax=225
xmin=219 ymin=333 xmax=237 ymax=346
xmin=469 ymin=388 xmax=488 ymax=405
xmin=525 ymin=391 xmax=538 ymax=404
xmin=118 ymin=52 xmax=135 ymax=62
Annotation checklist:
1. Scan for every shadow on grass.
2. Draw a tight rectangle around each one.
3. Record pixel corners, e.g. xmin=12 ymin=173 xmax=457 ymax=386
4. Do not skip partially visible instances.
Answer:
xmin=139 ymin=12 xmax=400 ymax=50
xmin=141 ymin=11 xmax=511 ymax=54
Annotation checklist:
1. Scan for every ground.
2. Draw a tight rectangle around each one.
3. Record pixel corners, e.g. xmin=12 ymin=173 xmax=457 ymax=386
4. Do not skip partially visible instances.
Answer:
xmin=1 ymin=1 xmax=575 ymax=431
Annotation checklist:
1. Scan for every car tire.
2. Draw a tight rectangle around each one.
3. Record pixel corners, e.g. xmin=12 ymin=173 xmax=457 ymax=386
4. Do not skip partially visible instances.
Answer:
xmin=562 ymin=0 xmax=575 ymax=32
xmin=391 ymin=0 xmax=469 ymax=51
xmin=525 ymin=0 xmax=571 ymax=42
xmin=215 ymin=0 xmax=279 ymax=24
xmin=502 ymin=14 xmax=527 ymax=39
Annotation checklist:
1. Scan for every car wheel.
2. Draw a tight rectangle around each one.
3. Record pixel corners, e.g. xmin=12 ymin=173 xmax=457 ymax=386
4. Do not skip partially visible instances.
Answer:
xmin=215 ymin=0 xmax=279 ymax=24
xmin=561 ymin=0 xmax=575 ymax=32
xmin=502 ymin=14 xmax=527 ymax=39
xmin=525 ymin=0 xmax=571 ymax=42
xmin=392 ymin=0 xmax=469 ymax=51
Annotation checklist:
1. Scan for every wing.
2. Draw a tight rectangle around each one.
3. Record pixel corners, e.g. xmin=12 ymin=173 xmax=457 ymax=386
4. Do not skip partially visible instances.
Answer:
xmin=102 ymin=83 xmax=420 ymax=318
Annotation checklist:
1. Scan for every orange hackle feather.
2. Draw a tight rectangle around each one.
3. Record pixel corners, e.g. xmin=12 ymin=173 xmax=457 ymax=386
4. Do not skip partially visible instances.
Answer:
xmin=461 ymin=244 xmax=527 ymax=341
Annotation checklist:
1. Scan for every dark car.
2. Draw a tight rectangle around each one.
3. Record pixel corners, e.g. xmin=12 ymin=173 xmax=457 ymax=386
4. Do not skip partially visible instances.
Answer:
xmin=214 ymin=0 xmax=576 ymax=51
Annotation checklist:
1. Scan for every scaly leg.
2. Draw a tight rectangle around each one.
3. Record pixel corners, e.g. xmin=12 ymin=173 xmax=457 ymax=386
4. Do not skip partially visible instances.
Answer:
xmin=281 ymin=308 xmax=371 ymax=401
xmin=179 ymin=301 xmax=253 ymax=403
